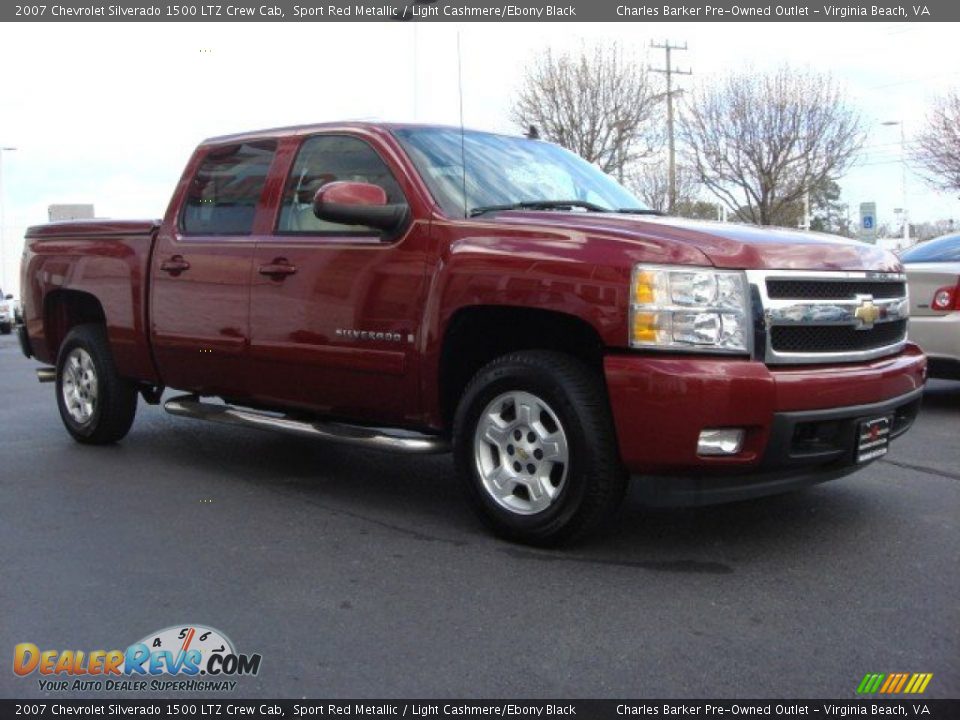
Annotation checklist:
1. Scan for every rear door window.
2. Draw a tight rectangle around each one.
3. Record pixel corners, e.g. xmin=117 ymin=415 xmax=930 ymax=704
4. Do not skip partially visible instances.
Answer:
xmin=181 ymin=141 xmax=277 ymax=235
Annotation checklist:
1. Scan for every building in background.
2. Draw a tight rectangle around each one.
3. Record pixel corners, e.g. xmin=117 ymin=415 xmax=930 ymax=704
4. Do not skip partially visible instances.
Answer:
xmin=48 ymin=204 xmax=94 ymax=222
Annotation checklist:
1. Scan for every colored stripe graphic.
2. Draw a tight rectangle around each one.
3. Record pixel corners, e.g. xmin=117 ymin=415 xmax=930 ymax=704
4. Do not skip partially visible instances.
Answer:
xmin=857 ymin=673 xmax=932 ymax=694
xmin=857 ymin=673 xmax=885 ymax=694
xmin=904 ymin=673 xmax=934 ymax=694
xmin=880 ymin=673 xmax=900 ymax=693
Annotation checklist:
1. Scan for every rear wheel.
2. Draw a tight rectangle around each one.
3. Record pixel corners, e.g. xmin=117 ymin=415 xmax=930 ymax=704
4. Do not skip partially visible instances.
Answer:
xmin=56 ymin=324 xmax=138 ymax=444
xmin=453 ymin=351 xmax=626 ymax=546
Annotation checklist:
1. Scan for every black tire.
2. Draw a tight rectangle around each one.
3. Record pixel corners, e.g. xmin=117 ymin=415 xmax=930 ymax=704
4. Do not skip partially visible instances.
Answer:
xmin=453 ymin=350 xmax=627 ymax=546
xmin=55 ymin=324 xmax=138 ymax=444
xmin=0 ymin=323 xmax=11 ymax=335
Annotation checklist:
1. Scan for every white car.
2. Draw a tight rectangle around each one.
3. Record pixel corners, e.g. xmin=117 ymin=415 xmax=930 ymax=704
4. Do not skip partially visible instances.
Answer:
xmin=902 ymin=233 xmax=960 ymax=380
xmin=0 ymin=290 xmax=16 ymax=335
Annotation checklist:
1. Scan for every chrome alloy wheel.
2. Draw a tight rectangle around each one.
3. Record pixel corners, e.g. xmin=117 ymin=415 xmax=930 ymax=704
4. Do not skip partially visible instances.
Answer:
xmin=473 ymin=391 xmax=569 ymax=515
xmin=61 ymin=348 xmax=99 ymax=425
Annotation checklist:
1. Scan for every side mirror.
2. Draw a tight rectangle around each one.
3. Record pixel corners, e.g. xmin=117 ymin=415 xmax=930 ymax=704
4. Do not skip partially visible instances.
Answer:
xmin=4 ymin=294 xmax=11 ymax=300
xmin=313 ymin=182 xmax=408 ymax=233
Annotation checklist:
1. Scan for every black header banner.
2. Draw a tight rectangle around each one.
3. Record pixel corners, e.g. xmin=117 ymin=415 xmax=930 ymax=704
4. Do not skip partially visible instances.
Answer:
xmin=2 ymin=699 xmax=960 ymax=719
xmin=2 ymin=0 xmax=958 ymax=22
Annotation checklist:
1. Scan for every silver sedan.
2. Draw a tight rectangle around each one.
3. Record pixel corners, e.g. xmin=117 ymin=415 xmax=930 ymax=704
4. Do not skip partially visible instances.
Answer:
xmin=902 ymin=233 xmax=960 ymax=379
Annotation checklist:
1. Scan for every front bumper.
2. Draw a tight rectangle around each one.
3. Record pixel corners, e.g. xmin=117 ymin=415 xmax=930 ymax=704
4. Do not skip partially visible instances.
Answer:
xmin=604 ymin=344 xmax=927 ymax=505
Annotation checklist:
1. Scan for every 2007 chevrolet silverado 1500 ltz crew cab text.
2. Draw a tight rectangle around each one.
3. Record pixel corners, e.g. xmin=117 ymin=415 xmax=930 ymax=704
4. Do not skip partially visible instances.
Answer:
xmin=17 ymin=123 xmax=926 ymax=544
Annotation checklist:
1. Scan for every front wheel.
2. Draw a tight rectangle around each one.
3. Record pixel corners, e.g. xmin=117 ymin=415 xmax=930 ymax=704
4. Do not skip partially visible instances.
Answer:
xmin=55 ymin=324 xmax=138 ymax=444
xmin=453 ymin=351 xmax=627 ymax=546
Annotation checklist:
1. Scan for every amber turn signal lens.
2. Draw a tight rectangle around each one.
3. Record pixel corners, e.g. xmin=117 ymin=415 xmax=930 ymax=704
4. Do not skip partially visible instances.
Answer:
xmin=631 ymin=312 xmax=661 ymax=343
xmin=633 ymin=270 xmax=657 ymax=305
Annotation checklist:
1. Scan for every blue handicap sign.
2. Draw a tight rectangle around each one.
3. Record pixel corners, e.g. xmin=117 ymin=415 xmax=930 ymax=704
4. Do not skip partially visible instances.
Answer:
xmin=863 ymin=216 xmax=874 ymax=229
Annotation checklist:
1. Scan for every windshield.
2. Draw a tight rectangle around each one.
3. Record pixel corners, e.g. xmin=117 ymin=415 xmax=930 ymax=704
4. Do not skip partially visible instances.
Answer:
xmin=392 ymin=127 xmax=647 ymax=218
xmin=900 ymin=233 xmax=960 ymax=263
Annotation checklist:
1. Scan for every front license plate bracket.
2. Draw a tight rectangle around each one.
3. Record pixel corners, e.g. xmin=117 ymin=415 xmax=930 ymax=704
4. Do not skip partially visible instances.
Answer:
xmin=856 ymin=415 xmax=893 ymax=464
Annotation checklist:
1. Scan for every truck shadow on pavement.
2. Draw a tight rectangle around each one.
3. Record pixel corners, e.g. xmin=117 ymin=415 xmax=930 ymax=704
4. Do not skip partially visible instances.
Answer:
xmin=140 ymin=406 xmax=886 ymax=570
xmin=920 ymin=378 xmax=960 ymax=410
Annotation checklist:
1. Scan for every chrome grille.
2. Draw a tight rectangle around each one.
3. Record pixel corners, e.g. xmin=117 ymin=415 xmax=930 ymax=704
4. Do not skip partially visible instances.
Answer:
xmin=771 ymin=320 xmax=908 ymax=354
xmin=746 ymin=270 xmax=909 ymax=365
xmin=766 ymin=279 xmax=906 ymax=300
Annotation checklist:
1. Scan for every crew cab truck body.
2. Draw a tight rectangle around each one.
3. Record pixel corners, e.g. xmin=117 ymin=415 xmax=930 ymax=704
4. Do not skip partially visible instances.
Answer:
xmin=17 ymin=123 xmax=926 ymax=544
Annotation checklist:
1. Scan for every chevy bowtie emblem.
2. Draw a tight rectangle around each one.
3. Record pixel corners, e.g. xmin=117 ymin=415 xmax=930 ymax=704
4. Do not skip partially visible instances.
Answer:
xmin=854 ymin=297 xmax=881 ymax=329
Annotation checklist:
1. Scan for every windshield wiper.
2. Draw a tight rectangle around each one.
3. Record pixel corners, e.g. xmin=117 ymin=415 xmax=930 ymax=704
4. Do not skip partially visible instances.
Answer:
xmin=469 ymin=200 xmax=612 ymax=217
xmin=616 ymin=208 xmax=664 ymax=216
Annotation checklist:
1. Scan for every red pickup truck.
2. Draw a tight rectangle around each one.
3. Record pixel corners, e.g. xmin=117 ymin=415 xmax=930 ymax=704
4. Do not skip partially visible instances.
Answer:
xmin=17 ymin=122 xmax=926 ymax=544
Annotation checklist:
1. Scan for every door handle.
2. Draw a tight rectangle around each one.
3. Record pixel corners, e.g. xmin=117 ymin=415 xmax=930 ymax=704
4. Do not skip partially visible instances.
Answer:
xmin=258 ymin=260 xmax=297 ymax=278
xmin=160 ymin=255 xmax=191 ymax=275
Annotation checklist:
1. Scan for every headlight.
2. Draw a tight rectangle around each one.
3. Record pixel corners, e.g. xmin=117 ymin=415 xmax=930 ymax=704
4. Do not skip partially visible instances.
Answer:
xmin=630 ymin=265 xmax=752 ymax=354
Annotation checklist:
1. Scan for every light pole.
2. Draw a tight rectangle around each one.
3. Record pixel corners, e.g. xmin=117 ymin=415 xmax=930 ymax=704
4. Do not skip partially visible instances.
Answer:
xmin=0 ymin=146 xmax=16 ymax=292
xmin=881 ymin=121 xmax=908 ymax=243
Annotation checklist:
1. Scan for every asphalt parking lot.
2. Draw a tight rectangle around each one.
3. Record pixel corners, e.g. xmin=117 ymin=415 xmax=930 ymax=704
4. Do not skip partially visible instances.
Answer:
xmin=0 ymin=331 xmax=957 ymax=700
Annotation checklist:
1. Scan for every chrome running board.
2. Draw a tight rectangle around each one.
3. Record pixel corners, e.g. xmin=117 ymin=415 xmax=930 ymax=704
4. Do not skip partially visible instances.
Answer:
xmin=163 ymin=395 xmax=449 ymax=454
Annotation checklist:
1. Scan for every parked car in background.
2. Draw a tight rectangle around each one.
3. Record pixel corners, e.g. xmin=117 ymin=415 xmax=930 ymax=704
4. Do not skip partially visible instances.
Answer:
xmin=902 ymin=233 xmax=960 ymax=380
xmin=0 ymin=290 xmax=16 ymax=334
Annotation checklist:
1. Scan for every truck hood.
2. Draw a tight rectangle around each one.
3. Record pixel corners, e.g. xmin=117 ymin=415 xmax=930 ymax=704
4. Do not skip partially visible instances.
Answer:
xmin=488 ymin=211 xmax=901 ymax=272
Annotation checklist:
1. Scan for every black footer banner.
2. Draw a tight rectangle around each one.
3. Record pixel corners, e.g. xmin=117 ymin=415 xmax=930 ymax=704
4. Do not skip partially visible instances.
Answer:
xmin=2 ymin=699 xmax=958 ymax=720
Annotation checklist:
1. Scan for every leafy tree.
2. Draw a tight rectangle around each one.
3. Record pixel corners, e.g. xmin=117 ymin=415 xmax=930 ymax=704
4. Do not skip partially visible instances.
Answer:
xmin=673 ymin=200 xmax=722 ymax=220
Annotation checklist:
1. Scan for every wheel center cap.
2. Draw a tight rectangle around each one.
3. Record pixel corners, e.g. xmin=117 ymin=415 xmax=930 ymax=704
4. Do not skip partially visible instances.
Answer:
xmin=516 ymin=447 xmax=529 ymax=460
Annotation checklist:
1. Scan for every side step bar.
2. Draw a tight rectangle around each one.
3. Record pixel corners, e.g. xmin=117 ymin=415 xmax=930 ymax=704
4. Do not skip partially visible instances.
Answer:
xmin=163 ymin=395 xmax=450 ymax=454
xmin=36 ymin=367 xmax=56 ymax=383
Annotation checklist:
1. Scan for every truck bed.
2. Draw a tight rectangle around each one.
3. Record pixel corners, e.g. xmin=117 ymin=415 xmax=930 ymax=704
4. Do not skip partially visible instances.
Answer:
xmin=21 ymin=219 xmax=161 ymax=383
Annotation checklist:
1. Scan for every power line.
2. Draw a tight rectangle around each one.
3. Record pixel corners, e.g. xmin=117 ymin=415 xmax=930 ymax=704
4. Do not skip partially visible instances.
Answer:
xmin=650 ymin=40 xmax=692 ymax=214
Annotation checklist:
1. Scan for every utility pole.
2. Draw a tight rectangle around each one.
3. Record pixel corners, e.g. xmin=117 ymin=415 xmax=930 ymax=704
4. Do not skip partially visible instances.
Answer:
xmin=882 ymin=120 xmax=909 ymax=243
xmin=650 ymin=40 xmax=692 ymax=214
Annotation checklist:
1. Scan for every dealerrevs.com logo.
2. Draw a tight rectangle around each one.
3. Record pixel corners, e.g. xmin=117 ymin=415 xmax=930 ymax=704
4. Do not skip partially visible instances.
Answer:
xmin=13 ymin=625 xmax=262 ymax=692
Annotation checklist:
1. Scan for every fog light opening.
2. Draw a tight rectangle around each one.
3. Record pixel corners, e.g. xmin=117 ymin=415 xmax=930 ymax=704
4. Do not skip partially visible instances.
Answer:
xmin=697 ymin=428 xmax=745 ymax=456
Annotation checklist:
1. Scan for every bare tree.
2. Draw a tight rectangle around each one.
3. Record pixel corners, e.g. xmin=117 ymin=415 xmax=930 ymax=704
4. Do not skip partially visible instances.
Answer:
xmin=626 ymin=161 xmax=699 ymax=213
xmin=512 ymin=43 xmax=664 ymax=180
xmin=913 ymin=89 xmax=960 ymax=195
xmin=678 ymin=67 xmax=864 ymax=226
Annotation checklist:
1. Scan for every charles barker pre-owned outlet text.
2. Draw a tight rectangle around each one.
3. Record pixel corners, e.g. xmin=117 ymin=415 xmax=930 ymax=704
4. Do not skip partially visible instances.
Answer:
xmin=615 ymin=3 xmax=923 ymax=16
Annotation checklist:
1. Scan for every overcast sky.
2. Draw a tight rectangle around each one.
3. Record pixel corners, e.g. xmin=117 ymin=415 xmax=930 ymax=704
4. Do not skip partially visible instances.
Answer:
xmin=1 ymin=20 xmax=959 ymax=292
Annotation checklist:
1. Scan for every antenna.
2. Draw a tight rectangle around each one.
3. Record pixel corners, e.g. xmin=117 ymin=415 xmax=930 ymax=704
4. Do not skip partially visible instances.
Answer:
xmin=412 ymin=23 xmax=418 ymax=121
xmin=457 ymin=31 xmax=468 ymax=218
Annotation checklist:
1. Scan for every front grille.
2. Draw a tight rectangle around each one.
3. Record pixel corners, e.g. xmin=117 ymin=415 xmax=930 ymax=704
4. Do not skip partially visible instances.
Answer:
xmin=771 ymin=320 xmax=907 ymax=354
xmin=766 ymin=280 xmax=906 ymax=300
xmin=750 ymin=270 xmax=909 ymax=365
